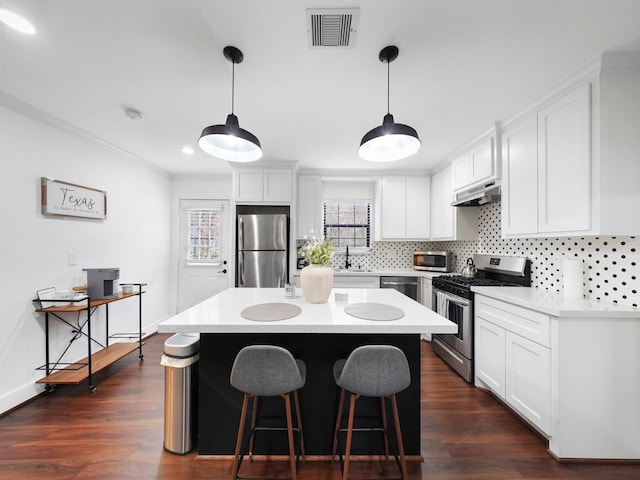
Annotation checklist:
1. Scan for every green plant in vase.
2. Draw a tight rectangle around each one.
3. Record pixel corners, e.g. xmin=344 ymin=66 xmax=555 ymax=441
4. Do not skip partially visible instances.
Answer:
xmin=298 ymin=230 xmax=335 ymax=303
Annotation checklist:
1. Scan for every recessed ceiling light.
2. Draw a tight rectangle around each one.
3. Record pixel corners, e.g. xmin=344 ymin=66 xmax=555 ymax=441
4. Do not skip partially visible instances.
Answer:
xmin=0 ymin=9 xmax=36 ymax=35
xmin=181 ymin=146 xmax=195 ymax=155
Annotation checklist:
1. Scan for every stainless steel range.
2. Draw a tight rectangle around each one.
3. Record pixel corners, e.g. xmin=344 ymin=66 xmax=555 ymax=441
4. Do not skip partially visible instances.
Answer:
xmin=431 ymin=254 xmax=531 ymax=383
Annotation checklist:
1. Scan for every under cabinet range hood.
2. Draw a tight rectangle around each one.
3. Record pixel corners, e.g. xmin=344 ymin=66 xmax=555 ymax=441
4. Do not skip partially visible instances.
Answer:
xmin=451 ymin=182 xmax=501 ymax=207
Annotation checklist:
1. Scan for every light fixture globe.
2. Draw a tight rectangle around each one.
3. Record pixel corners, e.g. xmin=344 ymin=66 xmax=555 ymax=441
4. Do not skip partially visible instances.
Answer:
xmin=198 ymin=46 xmax=263 ymax=162
xmin=358 ymin=113 xmax=421 ymax=162
xmin=358 ymin=45 xmax=421 ymax=162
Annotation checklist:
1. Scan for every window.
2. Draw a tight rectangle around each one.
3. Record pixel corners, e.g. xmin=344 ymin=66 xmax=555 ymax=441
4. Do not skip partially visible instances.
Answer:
xmin=184 ymin=207 xmax=223 ymax=262
xmin=323 ymin=200 xmax=371 ymax=248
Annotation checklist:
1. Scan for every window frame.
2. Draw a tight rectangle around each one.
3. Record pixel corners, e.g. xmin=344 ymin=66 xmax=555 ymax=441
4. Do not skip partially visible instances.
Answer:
xmin=322 ymin=199 xmax=372 ymax=252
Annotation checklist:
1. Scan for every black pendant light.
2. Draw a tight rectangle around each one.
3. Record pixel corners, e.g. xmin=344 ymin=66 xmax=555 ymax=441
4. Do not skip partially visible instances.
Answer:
xmin=358 ymin=45 xmax=421 ymax=162
xmin=198 ymin=46 xmax=263 ymax=162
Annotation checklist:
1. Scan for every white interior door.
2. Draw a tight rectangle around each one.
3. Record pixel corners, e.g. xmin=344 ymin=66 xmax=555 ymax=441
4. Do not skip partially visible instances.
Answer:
xmin=177 ymin=200 xmax=229 ymax=312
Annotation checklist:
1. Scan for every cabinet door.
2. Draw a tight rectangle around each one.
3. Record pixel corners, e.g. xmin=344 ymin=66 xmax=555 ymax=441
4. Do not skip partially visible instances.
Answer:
xmin=452 ymin=153 xmax=471 ymax=192
xmin=501 ymin=116 xmax=539 ymax=236
xmin=431 ymin=166 xmax=456 ymax=240
xmin=296 ymin=175 xmax=321 ymax=238
xmin=538 ymin=83 xmax=591 ymax=234
xmin=235 ymin=170 xmax=264 ymax=201
xmin=419 ymin=277 xmax=432 ymax=309
xmin=405 ymin=177 xmax=430 ymax=239
xmin=469 ymin=136 xmax=495 ymax=186
xmin=380 ymin=177 xmax=407 ymax=239
xmin=475 ymin=318 xmax=506 ymax=399
xmin=264 ymin=169 xmax=292 ymax=202
xmin=505 ymin=331 xmax=551 ymax=434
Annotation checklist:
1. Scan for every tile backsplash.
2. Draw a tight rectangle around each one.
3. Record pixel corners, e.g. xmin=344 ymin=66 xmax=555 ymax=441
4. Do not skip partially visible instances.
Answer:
xmin=330 ymin=201 xmax=638 ymax=308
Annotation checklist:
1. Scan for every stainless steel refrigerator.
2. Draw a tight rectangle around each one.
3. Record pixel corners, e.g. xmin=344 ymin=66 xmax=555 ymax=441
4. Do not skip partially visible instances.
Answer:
xmin=237 ymin=214 xmax=288 ymax=287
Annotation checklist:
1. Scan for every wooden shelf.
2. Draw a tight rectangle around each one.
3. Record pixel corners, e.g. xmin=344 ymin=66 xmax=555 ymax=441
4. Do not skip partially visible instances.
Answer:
xmin=35 ymin=291 xmax=144 ymax=313
xmin=37 ymin=342 xmax=144 ymax=385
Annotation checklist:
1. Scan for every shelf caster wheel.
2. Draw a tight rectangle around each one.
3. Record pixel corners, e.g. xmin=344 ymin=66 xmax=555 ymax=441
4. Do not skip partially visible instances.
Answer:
xmin=139 ymin=353 xmax=144 ymax=359
xmin=45 ymin=384 xmax=55 ymax=393
xmin=89 ymin=385 xmax=96 ymax=393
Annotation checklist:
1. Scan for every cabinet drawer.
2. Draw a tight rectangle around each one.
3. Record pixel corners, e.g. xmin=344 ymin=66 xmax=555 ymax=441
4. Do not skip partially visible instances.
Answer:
xmin=475 ymin=296 xmax=550 ymax=347
xmin=333 ymin=275 xmax=380 ymax=289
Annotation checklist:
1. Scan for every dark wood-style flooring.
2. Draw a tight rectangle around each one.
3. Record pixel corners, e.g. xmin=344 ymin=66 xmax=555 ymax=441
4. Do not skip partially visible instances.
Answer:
xmin=1 ymin=333 xmax=638 ymax=479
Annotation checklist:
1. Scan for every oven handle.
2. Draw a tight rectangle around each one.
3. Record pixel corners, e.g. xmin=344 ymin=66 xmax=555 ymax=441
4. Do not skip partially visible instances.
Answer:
xmin=433 ymin=288 xmax=470 ymax=308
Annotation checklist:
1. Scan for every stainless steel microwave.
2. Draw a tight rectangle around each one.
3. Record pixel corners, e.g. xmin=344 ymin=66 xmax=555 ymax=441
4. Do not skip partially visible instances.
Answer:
xmin=413 ymin=251 xmax=453 ymax=272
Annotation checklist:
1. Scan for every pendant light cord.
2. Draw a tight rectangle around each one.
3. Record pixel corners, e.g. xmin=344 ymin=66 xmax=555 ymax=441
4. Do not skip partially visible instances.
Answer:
xmin=386 ymin=58 xmax=390 ymax=115
xmin=231 ymin=61 xmax=235 ymax=114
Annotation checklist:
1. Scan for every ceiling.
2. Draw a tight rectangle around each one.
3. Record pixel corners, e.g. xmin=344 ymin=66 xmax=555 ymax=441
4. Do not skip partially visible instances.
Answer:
xmin=2 ymin=0 xmax=640 ymax=177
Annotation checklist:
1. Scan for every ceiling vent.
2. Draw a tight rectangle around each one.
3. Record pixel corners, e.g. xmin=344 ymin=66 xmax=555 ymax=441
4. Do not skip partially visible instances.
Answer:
xmin=306 ymin=8 xmax=359 ymax=48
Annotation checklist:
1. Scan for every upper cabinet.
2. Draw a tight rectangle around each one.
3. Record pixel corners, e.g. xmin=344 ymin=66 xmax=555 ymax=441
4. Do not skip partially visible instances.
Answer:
xmin=379 ymin=176 xmax=430 ymax=240
xmin=501 ymin=52 xmax=640 ymax=238
xmin=430 ymin=165 xmax=479 ymax=241
xmin=233 ymin=168 xmax=293 ymax=203
xmin=296 ymin=175 xmax=322 ymax=238
xmin=452 ymin=127 xmax=500 ymax=194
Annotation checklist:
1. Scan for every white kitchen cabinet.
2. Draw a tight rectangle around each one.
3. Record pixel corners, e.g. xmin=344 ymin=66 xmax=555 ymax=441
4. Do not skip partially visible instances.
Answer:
xmin=452 ymin=133 xmax=498 ymax=193
xmin=419 ymin=276 xmax=432 ymax=309
xmin=475 ymin=317 xmax=506 ymax=399
xmin=296 ymin=175 xmax=322 ymax=238
xmin=537 ymin=83 xmax=591 ymax=233
xmin=292 ymin=274 xmax=379 ymax=289
xmin=501 ymin=53 xmax=640 ymax=237
xmin=474 ymin=289 xmax=640 ymax=460
xmin=233 ymin=168 xmax=292 ymax=203
xmin=430 ymin=165 xmax=478 ymax=241
xmin=379 ymin=176 xmax=429 ymax=240
xmin=505 ymin=331 xmax=551 ymax=434
xmin=501 ymin=115 xmax=538 ymax=236
xmin=474 ymin=296 xmax=551 ymax=435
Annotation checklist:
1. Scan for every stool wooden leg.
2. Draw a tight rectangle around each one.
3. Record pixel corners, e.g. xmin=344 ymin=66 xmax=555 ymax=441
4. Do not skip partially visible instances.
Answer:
xmin=391 ymin=394 xmax=409 ymax=480
xmin=343 ymin=393 xmax=359 ymax=480
xmin=283 ymin=393 xmax=298 ymax=480
xmin=249 ymin=395 xmax=259 ymax=460
xmin=231 ymin=393 xmax=250 ymax=480
xmin=332 ymin=387 xmax=346 ymax=462
xmin=380 ymin=397 xmax=390 ymax=460
xmin=293 ymin=389 xmax=305 ymax=462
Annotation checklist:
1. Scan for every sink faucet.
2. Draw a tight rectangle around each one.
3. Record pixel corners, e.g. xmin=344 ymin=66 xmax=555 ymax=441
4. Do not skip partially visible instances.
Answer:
xmin=344 ymin=245 xmax=351 ymax=270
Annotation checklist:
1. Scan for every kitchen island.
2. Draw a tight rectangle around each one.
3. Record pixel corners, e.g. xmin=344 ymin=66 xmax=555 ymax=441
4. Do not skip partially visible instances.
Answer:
xmin=158 ymin=287 xmax=456 ymax=458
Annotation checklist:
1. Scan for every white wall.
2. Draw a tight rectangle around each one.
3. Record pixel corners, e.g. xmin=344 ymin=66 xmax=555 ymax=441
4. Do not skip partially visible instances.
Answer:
xmin=0 ymin=104 xmax=173 ymax=414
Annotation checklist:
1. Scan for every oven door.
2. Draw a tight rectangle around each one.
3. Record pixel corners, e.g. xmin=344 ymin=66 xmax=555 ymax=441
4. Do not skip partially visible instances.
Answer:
xmin=431 ymin=288 xmax=472 ymax=359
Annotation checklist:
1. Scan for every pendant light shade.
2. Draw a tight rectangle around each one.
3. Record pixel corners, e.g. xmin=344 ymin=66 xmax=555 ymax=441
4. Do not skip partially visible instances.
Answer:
xmin=358 ymin=46 xmax=421 ymax=162
xmin=198 ymin=46 xmax=263 ymax=162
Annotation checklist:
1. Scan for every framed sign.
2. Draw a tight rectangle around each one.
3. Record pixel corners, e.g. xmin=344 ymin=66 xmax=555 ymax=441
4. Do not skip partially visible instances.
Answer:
xmin=41 ymin=177 xmax=107 ymax=220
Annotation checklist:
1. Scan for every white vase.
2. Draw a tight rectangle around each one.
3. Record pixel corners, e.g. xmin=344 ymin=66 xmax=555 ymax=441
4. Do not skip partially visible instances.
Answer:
xmin=300 ymin=264 xmax=334 ymax=304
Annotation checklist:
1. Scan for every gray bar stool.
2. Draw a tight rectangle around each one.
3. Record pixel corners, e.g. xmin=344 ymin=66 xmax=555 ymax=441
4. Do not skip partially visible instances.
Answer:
xmin=230 ymin=345 xmax=306 ymax=480
xmin=332 ymin=345 xmax=411 ymax=480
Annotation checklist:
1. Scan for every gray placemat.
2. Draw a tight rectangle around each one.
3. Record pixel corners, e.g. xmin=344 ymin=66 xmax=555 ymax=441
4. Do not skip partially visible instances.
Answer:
xmin=344 ymin=303 xmax=405 ymax=321
xmin=241 ymin=302 xmax=302 ymax=322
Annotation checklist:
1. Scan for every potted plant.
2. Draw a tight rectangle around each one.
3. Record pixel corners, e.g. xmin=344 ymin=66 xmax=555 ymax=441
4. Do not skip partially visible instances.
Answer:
xmin=298 ymin=230 xmax=335 ymax=303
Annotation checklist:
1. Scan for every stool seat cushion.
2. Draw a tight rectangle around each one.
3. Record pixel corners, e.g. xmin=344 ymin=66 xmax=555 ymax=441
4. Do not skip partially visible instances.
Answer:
xmin=334 ymin=345 xmax=410 ymax=397
xmin=231 ymin=345 xmax=306 ymax=397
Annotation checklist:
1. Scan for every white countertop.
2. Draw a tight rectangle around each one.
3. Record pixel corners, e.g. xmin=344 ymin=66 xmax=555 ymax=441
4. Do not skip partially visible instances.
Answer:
xmin=471 ymin=286 xmax=640 ymax=318
xmin=158 ymin=287 xmax=457 ymax=334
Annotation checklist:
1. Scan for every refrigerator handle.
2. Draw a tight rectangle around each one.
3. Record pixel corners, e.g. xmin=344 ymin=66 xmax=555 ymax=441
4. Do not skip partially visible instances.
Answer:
xmin=238 ymin=251 xmax=244 ymax=286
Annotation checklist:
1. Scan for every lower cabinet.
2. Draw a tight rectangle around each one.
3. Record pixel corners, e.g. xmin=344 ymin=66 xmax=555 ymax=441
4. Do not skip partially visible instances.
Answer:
xmin=293 ymin=274 xmax=380 ymax=289
xmin=475 ymin=292 xmax=640 ymax=460
xmin=475 ymin=296 xmax=551 ymax=435
xmin=505 ymin=331 xmax=551 ymax=434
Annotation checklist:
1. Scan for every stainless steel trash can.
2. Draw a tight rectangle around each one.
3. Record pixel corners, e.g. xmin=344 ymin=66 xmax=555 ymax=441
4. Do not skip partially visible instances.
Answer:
xmin=162 ymin=333 xmax=200 ymax=454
